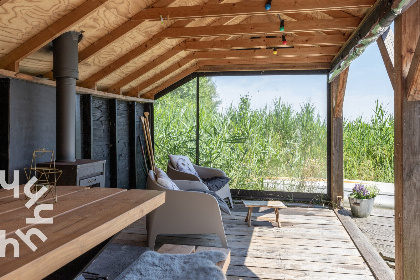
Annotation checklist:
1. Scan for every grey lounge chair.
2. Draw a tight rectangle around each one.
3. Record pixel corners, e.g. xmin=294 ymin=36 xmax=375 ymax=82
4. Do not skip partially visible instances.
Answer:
xmin=146 ymin=170 xmax=229 ymax=250
xmin=166 ymin=161 xmax=234 ymax=208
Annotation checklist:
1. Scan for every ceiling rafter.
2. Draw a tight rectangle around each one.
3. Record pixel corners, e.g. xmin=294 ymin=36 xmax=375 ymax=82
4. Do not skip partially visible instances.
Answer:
xmin=128 ymin=57 xmax=194 ymax=96
xmin=141 ymin=63 xmax=201 ymax=99
xmin=137 ymin=55 xmax=333 ymax=98
xmin=183 ymin=35 xmax=348 ymax=50
xmin=156 ymin=18 xmax=361 ymax=38
xmin=132 ymin=0 xmax=375 ymax=21
xmin=0 ymin=0 xmax=10 ymax=6
xmin=105 ymin=12 xmax=250 ymax=94
xmin=197 ymin=63 xmax=331 ymax=72
xmin=190 ymin=46 xmax=341 ymax=59
xmin=0 ymin=0 xmax=109 ymax=72
xmin=129 ymin=48 xmax=338 ymax=95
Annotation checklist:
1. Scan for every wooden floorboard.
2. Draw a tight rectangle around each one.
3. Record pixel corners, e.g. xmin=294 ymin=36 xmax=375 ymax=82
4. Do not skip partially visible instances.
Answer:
xmin=114 ymin=204 xmax=375 ymax=279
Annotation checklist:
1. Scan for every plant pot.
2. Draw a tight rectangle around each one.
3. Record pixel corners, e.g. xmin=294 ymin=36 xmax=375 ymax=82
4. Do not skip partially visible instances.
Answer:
xmin=349 ymin=197 xmax=375 ymax=218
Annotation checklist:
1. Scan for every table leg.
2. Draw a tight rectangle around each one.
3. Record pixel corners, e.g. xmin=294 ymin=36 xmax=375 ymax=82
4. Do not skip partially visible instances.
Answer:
xmin=246 ymin=207 xmax=252 ymax=227
xmin=275 ymin=208 xmax=280 ymax=227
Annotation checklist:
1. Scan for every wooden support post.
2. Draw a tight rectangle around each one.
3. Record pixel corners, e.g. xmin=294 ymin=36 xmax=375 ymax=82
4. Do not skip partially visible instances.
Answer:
xmin=328 ymin=68 xmax=349 ymax=205
xmin=377 ymin=28 xmax=396 ymax=90
xmin=394 ymin=2 xmax=420 ymax=279
xmin=196 ymin=76 xmax=200 ymax=166
xmin=129 ymin=102 xmax=138 ymax=189
xmin=109 ymin=99 xmax=118 ymax=188
xmin=81 ymin=94 xmax=94 ymax=159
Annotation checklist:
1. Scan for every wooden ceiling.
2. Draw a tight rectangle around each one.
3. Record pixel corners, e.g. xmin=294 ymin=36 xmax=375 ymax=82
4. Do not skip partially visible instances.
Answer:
xmin=0 ymin=0 xmax=378 ymax=100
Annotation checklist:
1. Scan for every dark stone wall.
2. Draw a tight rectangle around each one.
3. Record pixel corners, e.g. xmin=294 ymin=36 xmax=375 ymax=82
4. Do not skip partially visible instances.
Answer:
xmin=0 ymin=77 xmax=148 ymax=189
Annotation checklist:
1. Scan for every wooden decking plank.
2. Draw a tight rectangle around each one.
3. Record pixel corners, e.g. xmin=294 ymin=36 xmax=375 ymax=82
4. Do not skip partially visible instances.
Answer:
xmin=0 ymin=186 xmax=89 ymax=215
xmin=0 ymin=189 xmax=165 ymax=280
xmin=229 ymin=255 xmax=373 ymax=275
xmin=226 ymin=265 xmax=373 ymax=280
xmin=335 ymin=209 xmax=394 ymax=280
xmin=0 ymin=187 xmax=126 ymax=234
xmin=112 ymin=206 xmax=375 ymax=279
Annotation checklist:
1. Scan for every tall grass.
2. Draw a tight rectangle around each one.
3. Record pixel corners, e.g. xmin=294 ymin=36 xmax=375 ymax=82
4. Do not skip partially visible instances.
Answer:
xmin=154 ymin=78 xmax=394 ymax=191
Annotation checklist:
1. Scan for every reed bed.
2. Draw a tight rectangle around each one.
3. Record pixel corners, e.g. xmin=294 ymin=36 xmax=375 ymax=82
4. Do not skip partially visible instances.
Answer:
xmin=154 ymin=78 xmax=394 ymax=191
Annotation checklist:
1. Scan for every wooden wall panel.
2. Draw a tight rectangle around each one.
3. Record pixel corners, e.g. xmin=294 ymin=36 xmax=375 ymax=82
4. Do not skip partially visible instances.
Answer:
xmin=0 ymin=79 xmax=10 ymax=182
xmin=92 ymin=96 xmax=111 ymax=187
xmin=116 ymin=100 xmax=131 ymax=189
xmin=135 ymin=102 xmax=147 ymax=189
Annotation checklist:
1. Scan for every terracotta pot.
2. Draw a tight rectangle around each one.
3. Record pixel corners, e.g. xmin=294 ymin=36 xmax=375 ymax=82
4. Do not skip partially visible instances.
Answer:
xmin=349 ymin=197 xmax=375 ymax=218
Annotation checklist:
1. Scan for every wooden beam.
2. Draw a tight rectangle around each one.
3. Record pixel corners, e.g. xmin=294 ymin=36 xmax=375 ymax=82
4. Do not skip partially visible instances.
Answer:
xmin=197 ymin=63 xmax=331 ymax=72
xmin=157 ymin=18 xmax=360 ymax=38
xmin=330 ymin=0 xmax=417 ymax=78
xmin=0 ymin=0 xmax=108 ymax=72
xmin=0 ymin=0 xmax=10 ymax=6
xmin=333 ymin=67 xmax=349 ymax=118
xmin=128 ymin=57 xmax=193 ymax=95
xmin=105 ymin=15 xmax=248 ymax=93
xmin=77 ymin=19 xmax=195 ymax=89
xmin=196 ymin=56 xmax=334 ymax=65
xmin=190 ymin=46 xmax=341 ymax=59
xmin=328 ymin=68 xmax=348 ymax=205
xmin=406 ymin=36 xmax=420 ymax=99
xmin=377 ymin=27 xmax=396 ymax=90
xmin=0 ymin=69 xmax=153 ymax=103
xmin=394 ymin=1 xmax=420 ymax=279
xmin=183 ymin=35 xmax=348 ymax=50
xmin=140 ymin=64 xmax=200 ymax=99
xmin=132 ymin=0 xmax=375 ymax=21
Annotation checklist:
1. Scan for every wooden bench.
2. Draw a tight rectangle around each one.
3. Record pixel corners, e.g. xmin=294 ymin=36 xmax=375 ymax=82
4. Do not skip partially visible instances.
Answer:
xmin=157 ymin=244 xmax=231 ymax=274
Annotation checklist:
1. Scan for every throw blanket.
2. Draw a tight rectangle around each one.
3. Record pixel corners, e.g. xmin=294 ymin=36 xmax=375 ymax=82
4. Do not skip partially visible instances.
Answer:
xmin=115 ymin=250 xmax=227 ymax=280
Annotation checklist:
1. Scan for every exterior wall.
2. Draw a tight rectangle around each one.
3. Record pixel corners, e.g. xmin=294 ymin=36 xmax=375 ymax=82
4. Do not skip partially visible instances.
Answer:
xmin=0 ymin=77 xmax=148 ymax=189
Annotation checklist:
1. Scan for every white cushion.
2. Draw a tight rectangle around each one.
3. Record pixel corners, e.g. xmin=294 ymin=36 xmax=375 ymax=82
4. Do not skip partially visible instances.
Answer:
xmin=155 ymin=168 xmax=180 ymax=190
xmin=169 ymin=154 xmax=201 ymax=180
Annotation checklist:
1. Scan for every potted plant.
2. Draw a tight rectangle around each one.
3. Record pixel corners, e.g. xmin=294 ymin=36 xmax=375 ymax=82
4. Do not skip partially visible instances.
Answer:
xmin=349 ymin=183 xmax=380 ymax=218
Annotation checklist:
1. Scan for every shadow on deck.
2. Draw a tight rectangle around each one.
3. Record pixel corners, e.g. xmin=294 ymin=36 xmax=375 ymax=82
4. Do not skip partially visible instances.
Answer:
xmin=96 ymin=204 xmax=375 ymax=280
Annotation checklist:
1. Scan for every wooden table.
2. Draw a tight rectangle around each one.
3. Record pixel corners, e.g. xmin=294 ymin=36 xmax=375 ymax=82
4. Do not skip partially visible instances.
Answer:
xmin=242 ymin=200 xmax=287 ymax=227
xmin=0 ymin=185 xmax=165 ymax=280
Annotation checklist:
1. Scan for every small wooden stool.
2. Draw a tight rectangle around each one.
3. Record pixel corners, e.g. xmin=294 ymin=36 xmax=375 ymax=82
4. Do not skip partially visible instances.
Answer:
xmin=242 ymin=200 xmax=287 ymax=227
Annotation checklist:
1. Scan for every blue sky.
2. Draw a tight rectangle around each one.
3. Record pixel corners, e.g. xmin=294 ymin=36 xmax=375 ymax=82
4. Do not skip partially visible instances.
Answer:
xmin=211 ymin=43 xmax=394 ymax=121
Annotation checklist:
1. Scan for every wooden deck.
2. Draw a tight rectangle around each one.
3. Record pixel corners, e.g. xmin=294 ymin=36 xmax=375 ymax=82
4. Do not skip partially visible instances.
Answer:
xmin=114 ymin=204 xmax=374 ymax=279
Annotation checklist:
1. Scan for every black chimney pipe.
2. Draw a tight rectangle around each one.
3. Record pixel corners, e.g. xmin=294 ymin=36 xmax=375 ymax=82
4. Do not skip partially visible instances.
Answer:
xmin=53 ymin=31 xmax=81 ymax=162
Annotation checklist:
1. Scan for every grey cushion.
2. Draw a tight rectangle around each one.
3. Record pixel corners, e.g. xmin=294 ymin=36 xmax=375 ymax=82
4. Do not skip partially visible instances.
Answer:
xmin=202 ymin=176 xmax=231 ymax=192
xmin=155 ymin=168 xmax=180 ymax=190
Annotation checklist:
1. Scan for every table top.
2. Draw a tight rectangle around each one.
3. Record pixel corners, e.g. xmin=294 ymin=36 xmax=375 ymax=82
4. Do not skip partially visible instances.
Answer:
xmin=242 ymin=200 xmax=287 ymax=208
xmin=0 ymin=185 xmax=165 ymax=280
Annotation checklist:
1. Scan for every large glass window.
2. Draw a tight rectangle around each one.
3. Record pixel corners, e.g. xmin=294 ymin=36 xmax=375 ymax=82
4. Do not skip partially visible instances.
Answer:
xmin=155 ymin=75 xmax=328 ymax=194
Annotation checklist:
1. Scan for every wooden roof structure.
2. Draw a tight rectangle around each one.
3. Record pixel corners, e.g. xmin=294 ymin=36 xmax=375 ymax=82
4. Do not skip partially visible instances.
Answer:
xmin=0 ymin=0 xmax=380 ymax=101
